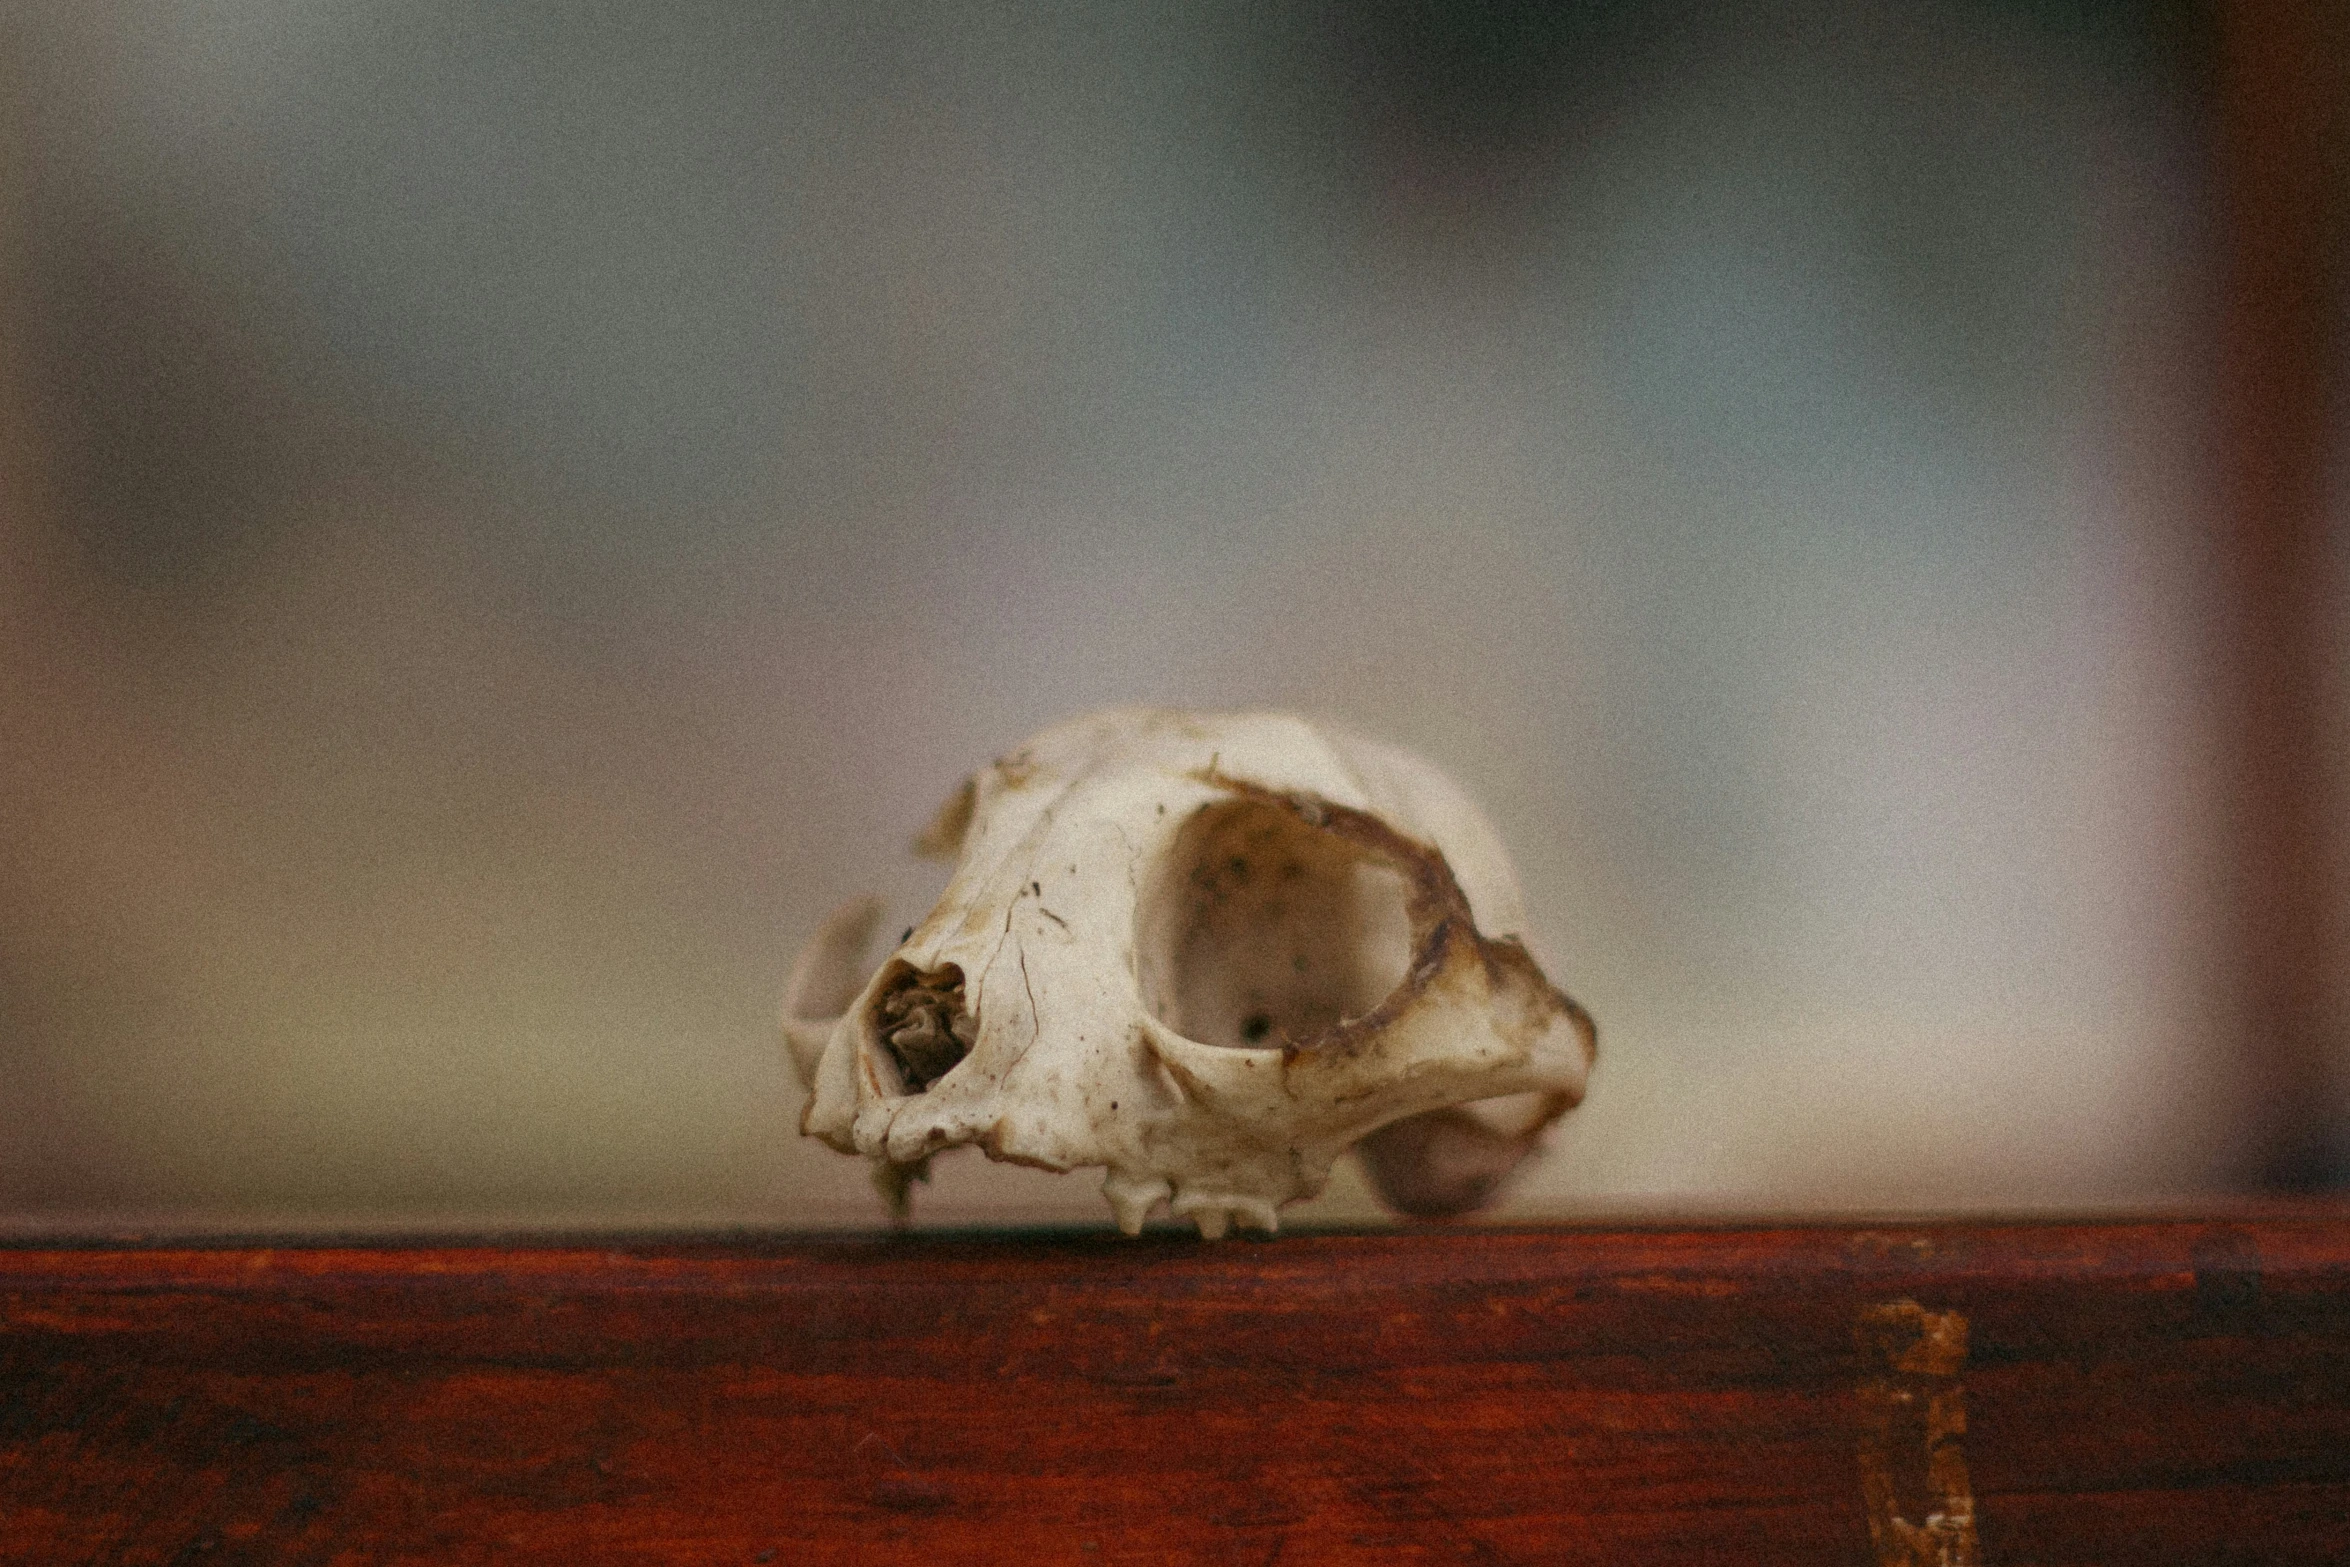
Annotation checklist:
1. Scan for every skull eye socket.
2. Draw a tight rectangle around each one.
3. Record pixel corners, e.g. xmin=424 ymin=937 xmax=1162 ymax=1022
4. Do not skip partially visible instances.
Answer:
xmin=1137 ymin=796 xmax=1414 ymax=1051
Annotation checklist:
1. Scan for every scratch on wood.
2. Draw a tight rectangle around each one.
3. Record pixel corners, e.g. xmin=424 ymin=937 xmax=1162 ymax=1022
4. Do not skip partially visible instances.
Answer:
xmin=1856 ymin=1298 xmax=1978 ymax=1567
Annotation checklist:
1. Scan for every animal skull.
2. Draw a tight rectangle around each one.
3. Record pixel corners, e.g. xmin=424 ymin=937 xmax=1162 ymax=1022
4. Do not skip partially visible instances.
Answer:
xmin=782 ymin=708 xmax=1595 ymax=1237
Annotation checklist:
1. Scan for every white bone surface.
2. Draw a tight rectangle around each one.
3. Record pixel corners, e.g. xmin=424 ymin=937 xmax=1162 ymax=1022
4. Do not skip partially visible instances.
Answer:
xmin=782 ymin=708 xmax=1595 ymax=1237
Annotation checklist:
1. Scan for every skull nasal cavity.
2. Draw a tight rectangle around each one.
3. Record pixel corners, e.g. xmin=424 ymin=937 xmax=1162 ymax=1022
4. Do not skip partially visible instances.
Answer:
xmin=871 ymin=961 xmax=976 ymax=1092
xmin=1138 ymin=798 xmax=1414 ymax=1051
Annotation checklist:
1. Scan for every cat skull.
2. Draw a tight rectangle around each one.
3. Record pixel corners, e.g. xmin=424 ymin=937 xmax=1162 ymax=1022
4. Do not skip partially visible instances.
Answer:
xmin=782 ymin=708 xmax=1594 ymax=1237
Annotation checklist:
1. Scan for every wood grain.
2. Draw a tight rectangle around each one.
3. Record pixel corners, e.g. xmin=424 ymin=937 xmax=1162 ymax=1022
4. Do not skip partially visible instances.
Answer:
xmin=2 ymin=1221 xmax=2346 ymax=1564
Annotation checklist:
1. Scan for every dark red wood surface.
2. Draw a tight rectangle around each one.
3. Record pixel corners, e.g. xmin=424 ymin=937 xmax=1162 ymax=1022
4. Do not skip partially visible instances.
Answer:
xmin=2 ymin=1220 xmax=2347 ymax=1564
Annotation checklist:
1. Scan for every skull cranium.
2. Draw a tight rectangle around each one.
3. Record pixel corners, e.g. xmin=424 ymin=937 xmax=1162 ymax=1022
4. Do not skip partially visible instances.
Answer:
xmin=782 ymin=708 xmax=1595 ymax=1236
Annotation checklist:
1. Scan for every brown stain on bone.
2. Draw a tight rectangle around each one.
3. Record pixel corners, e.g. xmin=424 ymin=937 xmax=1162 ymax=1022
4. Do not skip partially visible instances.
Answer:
xmin=1856 ymin=1299 xmax=1978 ymax=1567
xmin=1189 ymin=768 xmax=1595 ymax=1077
xmin=1187 ymin=769 xmax=1597 ymax=1218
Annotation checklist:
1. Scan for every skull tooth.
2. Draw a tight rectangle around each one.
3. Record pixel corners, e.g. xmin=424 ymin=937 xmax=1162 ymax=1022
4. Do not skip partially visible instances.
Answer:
xmin=1102 ymin=1171 xmax=1173 ymax=1235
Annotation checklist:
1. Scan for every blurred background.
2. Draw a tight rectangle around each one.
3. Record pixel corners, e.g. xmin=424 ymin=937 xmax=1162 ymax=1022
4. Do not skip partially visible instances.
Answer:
xmin=0 ymin=0 xmax=2340 ymax=1230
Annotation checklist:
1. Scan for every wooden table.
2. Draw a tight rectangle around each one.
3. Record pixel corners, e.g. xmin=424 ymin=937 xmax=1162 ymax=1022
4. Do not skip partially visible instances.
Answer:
xmin=3 ymin=1218 xmax=2346 ymax=1563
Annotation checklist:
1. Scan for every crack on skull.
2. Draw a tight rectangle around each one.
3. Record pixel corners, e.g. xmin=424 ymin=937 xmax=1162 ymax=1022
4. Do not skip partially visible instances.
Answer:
xmin=872 ymin=961 xmax=977 ymax=1092
xmin=1020 ymin=949 xmax=1041 ymax=1051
